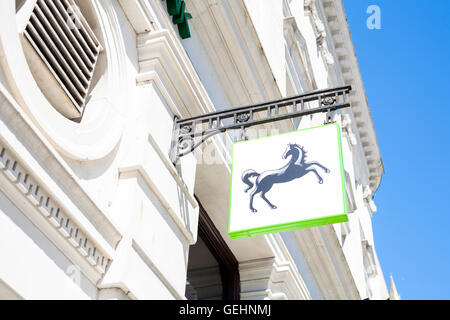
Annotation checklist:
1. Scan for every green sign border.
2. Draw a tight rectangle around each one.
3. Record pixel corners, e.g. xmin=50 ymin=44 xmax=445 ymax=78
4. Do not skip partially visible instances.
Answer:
xmin=228 ymin=122 xmax=349 ymax=239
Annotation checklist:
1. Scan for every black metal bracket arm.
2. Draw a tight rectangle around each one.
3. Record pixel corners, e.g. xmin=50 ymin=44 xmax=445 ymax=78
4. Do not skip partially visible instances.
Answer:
xmin=169 ymin=85 xmax=352 ymax=164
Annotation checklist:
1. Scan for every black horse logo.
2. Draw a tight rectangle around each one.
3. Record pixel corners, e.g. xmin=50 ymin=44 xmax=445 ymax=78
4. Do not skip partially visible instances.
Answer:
xmin=241 ymin=143 xmax=330 ymax=213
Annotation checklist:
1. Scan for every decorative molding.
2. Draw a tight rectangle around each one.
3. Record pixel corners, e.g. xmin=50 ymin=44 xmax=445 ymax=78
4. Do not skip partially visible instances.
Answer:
xmin=362 ymin=240 xmax=378 ymax=278
xmin=239 ymin=258 xmax=280 ymax=300
xmin=319 ymin=0 xmax=384 ymax=192
xmin=136 ymin=29 xmax=215 ymax=119
xmin=0 ymin=81 xmax=123 ymax=288
xmin=0 ymin=80 xmax=121 ymax=246
xmin=240 ymin=257 xmax=307 ymax=300
xmin=362 ymin=185 xmax=377 ymax=213
xmin=304 ymin=0 xmax=334 ymax=66
xmin=0 ymin=144 xmax=111 ymax=275
xmin=135 ymin=27 xmax=234 ymax=173
xmin=239 ymin=234 xmax=313 ymax=300
xmin=341 ymin=114 xmax=357 ymax=146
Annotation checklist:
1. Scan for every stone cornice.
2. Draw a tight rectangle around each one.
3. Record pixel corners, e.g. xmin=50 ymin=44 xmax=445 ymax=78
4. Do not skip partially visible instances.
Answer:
xmin=228 ymin=235 xmax=315 ymax=300
xmin=136 ymin=29 xmax=216 ymax=118
xmin=319 ymin=0 xmax=384 ymax=192
xmin=0 ymin=145 xmax=110 ymax=278
xmin=239 ymin=256 xmax=311 ymax=300
xmin=0 ymin=84 xmax=120 ymax=283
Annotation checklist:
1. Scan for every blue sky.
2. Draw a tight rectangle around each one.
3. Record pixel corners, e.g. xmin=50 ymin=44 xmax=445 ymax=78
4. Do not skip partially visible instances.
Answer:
xmin=342 ymin=0 xmax=450 ymax=299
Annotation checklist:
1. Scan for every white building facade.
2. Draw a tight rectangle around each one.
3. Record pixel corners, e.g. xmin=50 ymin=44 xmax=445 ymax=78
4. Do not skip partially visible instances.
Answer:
xmin=0 ymin=0 xmax=395 ymax=300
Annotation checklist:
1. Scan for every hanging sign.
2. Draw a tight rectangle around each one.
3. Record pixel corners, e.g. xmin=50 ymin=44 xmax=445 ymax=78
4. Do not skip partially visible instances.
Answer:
xmin=228 ymin=123 xmax=348 ymax=239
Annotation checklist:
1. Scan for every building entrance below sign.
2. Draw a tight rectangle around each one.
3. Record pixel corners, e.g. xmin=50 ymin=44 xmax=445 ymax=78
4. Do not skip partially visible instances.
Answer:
xmin=185 ymin=199 xmax=240 ymax=300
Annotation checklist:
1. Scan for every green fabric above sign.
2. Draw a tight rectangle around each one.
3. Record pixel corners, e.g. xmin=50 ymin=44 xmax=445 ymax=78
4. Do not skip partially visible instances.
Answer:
xmin=166 ymin=0 xmax=192 ymax=39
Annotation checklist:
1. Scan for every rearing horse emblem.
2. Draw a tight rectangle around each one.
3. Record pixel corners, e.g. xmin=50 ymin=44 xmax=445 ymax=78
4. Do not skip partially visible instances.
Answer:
xmin=241 ymin=143 xmax=330 ymax=213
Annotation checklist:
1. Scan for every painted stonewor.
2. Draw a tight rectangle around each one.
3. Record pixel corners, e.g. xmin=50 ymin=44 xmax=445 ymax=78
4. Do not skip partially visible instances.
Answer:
xmin=229 ymin=123 xmax=348 ymax=239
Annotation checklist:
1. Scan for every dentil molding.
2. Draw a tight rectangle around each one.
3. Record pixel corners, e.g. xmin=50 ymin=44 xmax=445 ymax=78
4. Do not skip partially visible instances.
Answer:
xmin=0 ymin=143 xmax=111 ymax=279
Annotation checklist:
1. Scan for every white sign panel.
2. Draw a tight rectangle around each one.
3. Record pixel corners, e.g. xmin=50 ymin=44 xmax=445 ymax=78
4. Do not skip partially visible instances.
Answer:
xmin=229 ymin=123 xmax=348 ymax=239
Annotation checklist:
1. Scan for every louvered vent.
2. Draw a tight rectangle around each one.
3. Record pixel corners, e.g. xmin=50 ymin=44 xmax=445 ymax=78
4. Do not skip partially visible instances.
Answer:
xmin=22 ymin=0 xmax=102 ymax=119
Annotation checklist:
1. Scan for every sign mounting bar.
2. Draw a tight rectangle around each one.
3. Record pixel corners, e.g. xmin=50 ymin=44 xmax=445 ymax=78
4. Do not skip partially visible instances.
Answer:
xmin=169 ymin=85 xmax=352 ymax=164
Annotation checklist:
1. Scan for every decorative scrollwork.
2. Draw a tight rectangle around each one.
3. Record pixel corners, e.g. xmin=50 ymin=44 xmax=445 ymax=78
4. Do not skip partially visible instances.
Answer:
xmin=169 ymin=86 xmax=352 ymax=164
xmin=180 ymin=125 xmax=192 ymax=134
xmin=321 ymin=96 xmax=336 ymax=106
xmin=178 ymin=136 xmax=194 ymax=152
xmin=237 ymin=113 xmax=250 ymax=123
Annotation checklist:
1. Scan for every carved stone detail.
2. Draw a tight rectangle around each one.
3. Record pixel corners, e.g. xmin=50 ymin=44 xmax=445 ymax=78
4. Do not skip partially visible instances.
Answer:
xmin=304 ymin=0 xmax=334 ymax=65
xmin=363 ymin=185 xmax=377 ymax=213
xmin=0 ymin=145 xmax=110 ymax=274
xmin=341 ymin=114 xmax=357 ymax=146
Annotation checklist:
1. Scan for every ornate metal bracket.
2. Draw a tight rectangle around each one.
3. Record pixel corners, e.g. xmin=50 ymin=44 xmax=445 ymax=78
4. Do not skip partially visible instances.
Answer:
xmin=169 ymin=86 xmax=352 ymax=165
